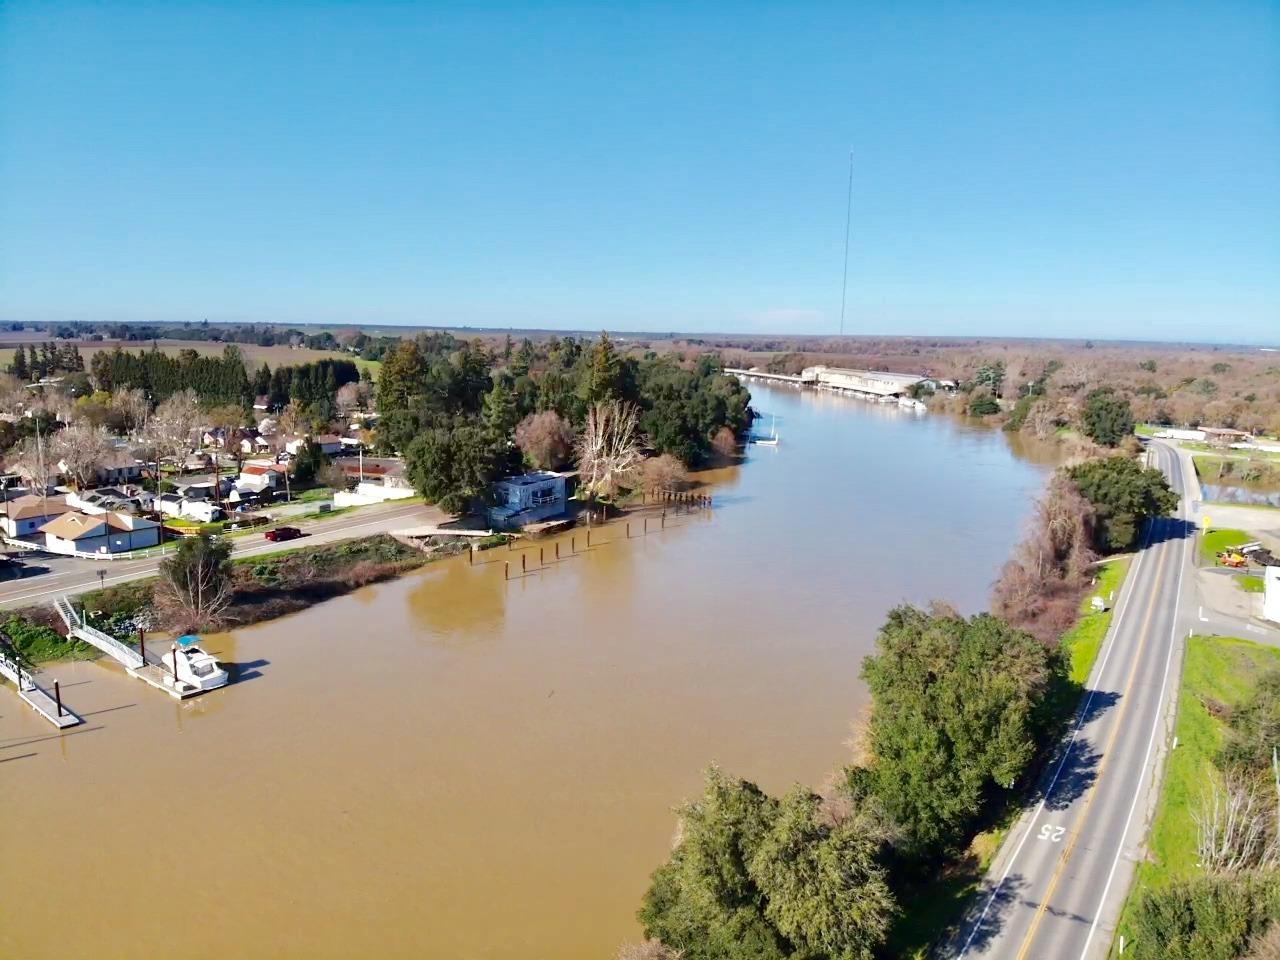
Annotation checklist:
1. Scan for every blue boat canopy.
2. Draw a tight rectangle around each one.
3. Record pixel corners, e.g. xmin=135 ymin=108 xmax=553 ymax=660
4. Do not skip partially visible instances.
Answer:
xmin=175 ymin=634 xmax=202 ymax=647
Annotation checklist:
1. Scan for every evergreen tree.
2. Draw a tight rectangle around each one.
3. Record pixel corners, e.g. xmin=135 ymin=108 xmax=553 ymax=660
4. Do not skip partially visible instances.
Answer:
xmin=376 ymin=340 xmax=428 ymax=416
xmin=481 ymin=379 xmax=519 ymax=440
xmin=1080 ymin=388 xmax=1134 ymax=447
xmin=253 ymin=362 xmax=272 ymax=398
xmin=860 ymin=605 xmax=1062 ymax=854
xmin=11 ymin=344 xmax=29 ymax=381
xmin=583 ymin=332 xmax=623 ymax=404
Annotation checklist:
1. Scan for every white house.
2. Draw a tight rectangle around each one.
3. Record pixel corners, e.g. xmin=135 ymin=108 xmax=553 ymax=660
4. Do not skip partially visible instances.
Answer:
xmin=1264 ymin=565 xmax=1280 ymax=624
xmin=487 ymin=471 xmax=568 ymax=529
xmin=155 ymin=495 xmax=223 ymax=523
xmin=38 ymin=510 xmax=160 ymax=555
xmin=285 ymin=434 xmax=343 ymax=456
xmin=239 ymin=433 xmax=273 ymax=455
xmin=0 ymin=495 xmax=72 ymax=539
xmin=180 ymin=500 xmax=224 ymax=523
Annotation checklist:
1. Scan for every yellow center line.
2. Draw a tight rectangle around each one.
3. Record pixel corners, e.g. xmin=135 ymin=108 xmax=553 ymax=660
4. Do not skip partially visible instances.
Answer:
xmin=1014 ymin=473 xmax=1172 ymax=959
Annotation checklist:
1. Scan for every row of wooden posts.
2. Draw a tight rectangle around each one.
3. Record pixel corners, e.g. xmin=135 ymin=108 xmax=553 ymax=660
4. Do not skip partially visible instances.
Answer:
xmin=643 ymin=490 xmax=713 ymax=509
xmin=464 ymin=499 xmax=712 ymax=581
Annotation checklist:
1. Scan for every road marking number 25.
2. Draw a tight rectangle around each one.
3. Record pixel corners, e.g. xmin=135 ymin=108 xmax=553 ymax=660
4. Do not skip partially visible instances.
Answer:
xmin=1038 ymin=824 xmax=1066 ymax=843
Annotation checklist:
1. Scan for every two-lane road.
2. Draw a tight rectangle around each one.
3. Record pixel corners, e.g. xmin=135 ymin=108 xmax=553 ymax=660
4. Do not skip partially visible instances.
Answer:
xmin=0 ymin=499 xmax=436 ymax=609
xmin=946 ymin=440 xmax=1193 ymax=959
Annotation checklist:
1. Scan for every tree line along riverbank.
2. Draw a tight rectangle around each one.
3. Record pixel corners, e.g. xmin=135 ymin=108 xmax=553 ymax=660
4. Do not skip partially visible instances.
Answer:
xmin=0 ymin=534 xmax=478 ymax=667
xmin=620 ymin=443 xmax=1180 ymax=960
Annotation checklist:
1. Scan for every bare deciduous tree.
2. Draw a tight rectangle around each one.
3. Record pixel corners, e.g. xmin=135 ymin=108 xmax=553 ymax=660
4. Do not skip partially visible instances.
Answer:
xmin=642 ymin=453 xmax=688 ymax=494
xmin=157 ymin=535 xmax=233 ymax=630
xmin=50 ymin=420 xmax=110 ymax=489
xmin=1193 ymin=761 xmax=1280 ymax=875
xmin=9 ymin=436 xmax=55 ymax=493
xmin=515 ymin=410 xmax=575 ymax=470
xmin=144 ymin=388 xmax=200 ymax=471
xmin=576 ymin=401 xmax=642 ymax=500
xmin=711 ymin=426 xmax=737 ymax=459
xmin=335 ymin=380 xmax=371 ymax=414
xmin=111 ymin=387 xmax=150 ymax=435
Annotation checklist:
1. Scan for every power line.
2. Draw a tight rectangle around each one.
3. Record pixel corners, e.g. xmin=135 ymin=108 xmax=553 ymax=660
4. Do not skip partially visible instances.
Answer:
xmin=838 ymin=151 xmax=853 ymax=337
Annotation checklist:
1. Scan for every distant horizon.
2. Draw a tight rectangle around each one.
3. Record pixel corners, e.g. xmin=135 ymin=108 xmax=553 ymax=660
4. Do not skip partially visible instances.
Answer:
xmin=2 ymin=3 xmax=1276 ymax=342
xmin=4 ymin=317 xmax=1276 ymax=352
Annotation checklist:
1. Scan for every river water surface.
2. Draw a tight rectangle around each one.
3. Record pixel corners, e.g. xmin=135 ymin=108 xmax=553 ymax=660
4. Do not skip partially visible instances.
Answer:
xmin=1 ymin=386 xmax=1059 ymax=959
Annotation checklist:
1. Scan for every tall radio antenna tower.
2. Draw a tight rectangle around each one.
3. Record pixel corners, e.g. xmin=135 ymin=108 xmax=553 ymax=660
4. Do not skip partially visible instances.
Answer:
xmin=839 ymin=151 xmax=853 ymax=337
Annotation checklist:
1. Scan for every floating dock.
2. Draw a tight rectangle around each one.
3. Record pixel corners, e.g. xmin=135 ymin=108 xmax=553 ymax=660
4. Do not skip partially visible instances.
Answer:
xmin=0 ymin=650 xmax=82 ymax=729
xmin=126 ymin=659 xmax=205 ymax=700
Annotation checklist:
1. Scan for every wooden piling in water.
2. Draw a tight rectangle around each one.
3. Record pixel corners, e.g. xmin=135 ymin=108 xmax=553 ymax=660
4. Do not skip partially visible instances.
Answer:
xmin=54 ymin=679 xmax=63 ymax=717
xmin=571 ymin=536 xmax=576 ymax=553
xmin=555 ymin=542 xmax=560 ymax=560
xmin=138 ymin=629 xmax=145 ymax=661
xmin=587 ymin=529 xmax=592 ymax=547
xmin=521 ymin=553 xmax=527 ymax=573
xmin=505 ymin=561 xmax=510 ymax=580
xmin=540 ymin=546 xmax=544 ymax=566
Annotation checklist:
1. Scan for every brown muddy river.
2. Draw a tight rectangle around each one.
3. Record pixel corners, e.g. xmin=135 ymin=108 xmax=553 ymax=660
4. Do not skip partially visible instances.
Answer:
xmin=1 ymin=386 xmax=1060 ymax=959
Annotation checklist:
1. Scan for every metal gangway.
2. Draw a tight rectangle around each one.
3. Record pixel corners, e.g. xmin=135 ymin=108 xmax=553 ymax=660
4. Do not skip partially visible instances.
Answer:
xmin=0 ymin=645 xmax=82 ymax=729
xmin=53 ymin=595 xmax=144 ymax=670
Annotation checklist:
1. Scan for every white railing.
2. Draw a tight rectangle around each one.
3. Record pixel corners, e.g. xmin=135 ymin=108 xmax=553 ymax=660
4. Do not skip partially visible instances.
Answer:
xmin=53 ymin=595 xmax=144 ymax=669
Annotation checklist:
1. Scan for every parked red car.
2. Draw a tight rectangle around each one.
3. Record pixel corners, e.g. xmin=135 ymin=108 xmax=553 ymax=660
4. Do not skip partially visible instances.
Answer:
xmin=264 ymin=526 xmax=303 ymax=542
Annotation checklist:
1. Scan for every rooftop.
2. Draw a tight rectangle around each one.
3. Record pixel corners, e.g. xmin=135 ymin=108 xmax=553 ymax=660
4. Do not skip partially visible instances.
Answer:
xmin=0 ymin=494 xmax=71 ymax=521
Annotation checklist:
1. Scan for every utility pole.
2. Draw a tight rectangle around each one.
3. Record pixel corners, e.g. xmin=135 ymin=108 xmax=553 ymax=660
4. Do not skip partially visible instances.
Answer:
xmin=839 ymin=150 xmax=853 ymax=338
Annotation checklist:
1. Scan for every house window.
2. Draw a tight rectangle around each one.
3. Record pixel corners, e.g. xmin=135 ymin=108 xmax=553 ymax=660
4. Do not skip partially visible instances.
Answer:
xmin=531 ymin=486 xmax=557 ymax=506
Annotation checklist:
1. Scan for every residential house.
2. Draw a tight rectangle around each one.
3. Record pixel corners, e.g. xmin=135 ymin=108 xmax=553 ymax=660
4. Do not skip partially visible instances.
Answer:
xmin=237 ymin=462 xmax=286 ymax=494
xmin=67 ymin=487 xmax=144 ymax=515
xmin=155 ymin=495 xmax=224 ymax=523
xmin=94 ymin=448 xmax=144 ymax=486
xmin=184 ymin=452 xmax=213 ymax=472
xmin=487 ymin=471 xmax=568 ymax=529
xmin=0 ymin=494 xmax=72 ymax=539
xmin=239 ymin=432 xmax=273 ymax=456
xmin=38 ymin=510 xmax=160 ymax=555
xmin=337 ymin=457 xmax=408 ymax=487
xmin=285 ymin=434 xmax=343 ymax=456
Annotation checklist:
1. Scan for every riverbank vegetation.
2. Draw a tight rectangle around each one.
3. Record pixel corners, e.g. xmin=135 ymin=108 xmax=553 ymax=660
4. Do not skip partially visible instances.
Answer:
xmin=1117 ymin=635 xmax=1280 ymax=960
xmin=625 ymin=438 xmax=1176 ymax=959
xmin=377 ymin=331 xmax=751 ymax=513
xmin=717 ymin=336 xmax=1280 ymax=439
xmin=5 ymin=536 xmax=441 ymax=654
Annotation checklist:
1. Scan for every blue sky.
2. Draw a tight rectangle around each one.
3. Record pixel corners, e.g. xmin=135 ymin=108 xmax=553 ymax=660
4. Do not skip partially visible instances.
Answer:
xmin=1 ymin=2 xmax=1277 ymax=340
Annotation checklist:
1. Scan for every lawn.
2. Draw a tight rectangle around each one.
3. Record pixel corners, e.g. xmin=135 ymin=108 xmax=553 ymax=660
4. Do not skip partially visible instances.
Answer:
xmin=1116 ymin=635 xmax=1280 ymax=945
xmin=1198 ymin=527 xmax=1251 ymax=566
xmin=1235 ymin=574 xmax=1265 ymax=593
xmin=295 ymin=487 xmax=336 ymax=503
xmin=1135 ymin=423 xmax=1159 ymax=438
xmin=1064 ymin=558 xmax=1131 ymax=685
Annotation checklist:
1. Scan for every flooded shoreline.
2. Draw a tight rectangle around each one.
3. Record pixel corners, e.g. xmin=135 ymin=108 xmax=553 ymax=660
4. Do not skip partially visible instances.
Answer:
xmin=1 ymin=387 xmax=1061 ymax=959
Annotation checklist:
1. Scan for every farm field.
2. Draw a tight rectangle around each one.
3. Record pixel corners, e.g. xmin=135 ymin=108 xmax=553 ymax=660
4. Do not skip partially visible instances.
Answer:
xmin=0 ymin=339 xmax=380 ymax=376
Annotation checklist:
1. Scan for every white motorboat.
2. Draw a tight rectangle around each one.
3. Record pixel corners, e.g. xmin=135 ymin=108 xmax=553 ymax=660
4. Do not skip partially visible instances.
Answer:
xmin=165 ymin=636 xmax=230 ymax=692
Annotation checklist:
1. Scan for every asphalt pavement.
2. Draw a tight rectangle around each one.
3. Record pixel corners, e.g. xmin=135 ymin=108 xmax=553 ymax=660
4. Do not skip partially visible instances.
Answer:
xmin=944 ymin=440 xmax=1198 ymax=959
xmin=0 ymin=499 xmax=437 ymax=609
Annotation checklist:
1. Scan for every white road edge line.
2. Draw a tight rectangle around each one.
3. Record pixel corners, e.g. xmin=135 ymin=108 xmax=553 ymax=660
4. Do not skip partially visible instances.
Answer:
xmin=1077 ymin=445 xmax=1189 ymax=957
xmin=0 ymin=509 xmax=422 ymax=606
xmin=956 ymin=458 xmax=1159 ymax=956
